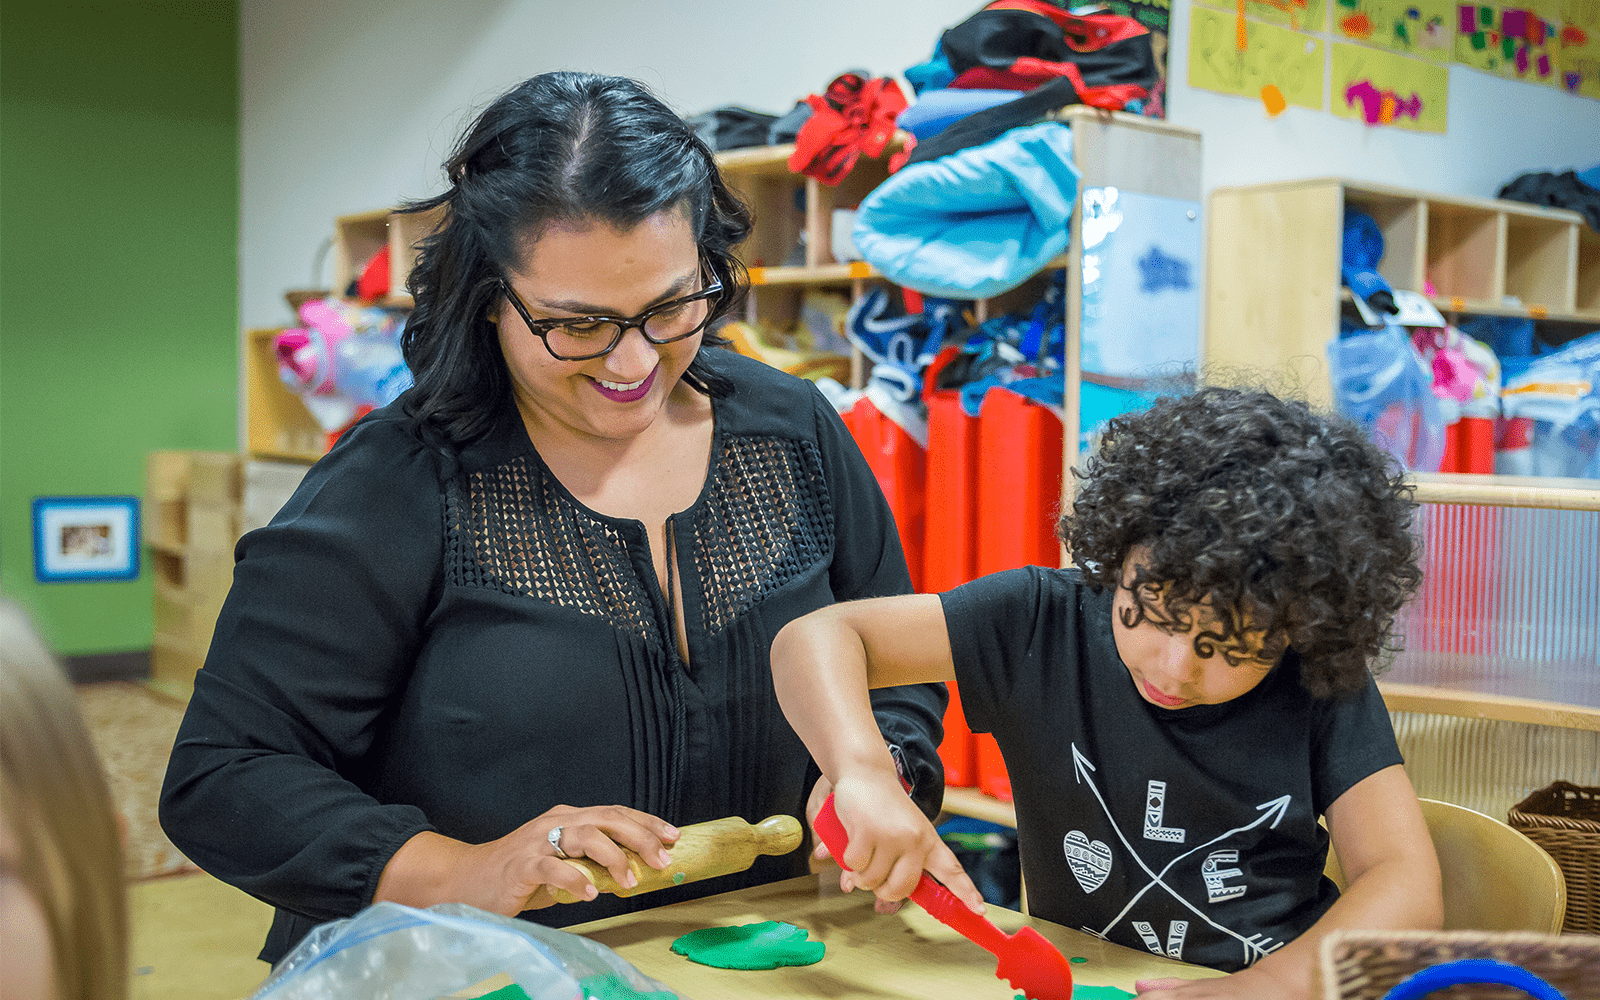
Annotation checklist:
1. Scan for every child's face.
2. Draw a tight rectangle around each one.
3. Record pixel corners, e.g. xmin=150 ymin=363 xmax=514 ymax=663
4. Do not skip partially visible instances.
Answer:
xmin=0 ymin=812 xmax=58 ymax=1000
xmin=1111 ymin=549 xmax=1276 ymax=711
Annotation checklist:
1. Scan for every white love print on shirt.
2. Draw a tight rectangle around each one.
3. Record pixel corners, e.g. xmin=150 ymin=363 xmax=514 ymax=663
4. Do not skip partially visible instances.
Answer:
xmin=1064 ymin=829 xmax=1114 ymax=894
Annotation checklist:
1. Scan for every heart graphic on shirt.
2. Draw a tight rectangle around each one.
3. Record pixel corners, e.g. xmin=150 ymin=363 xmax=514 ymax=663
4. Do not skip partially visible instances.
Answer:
xmin=1063 ymin=829 xmax=1113 ymax=894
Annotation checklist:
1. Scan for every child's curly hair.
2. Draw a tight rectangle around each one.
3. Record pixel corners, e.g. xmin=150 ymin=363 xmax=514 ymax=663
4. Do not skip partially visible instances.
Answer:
xmin=1060 ymin=386 xmax=1422 ymax=697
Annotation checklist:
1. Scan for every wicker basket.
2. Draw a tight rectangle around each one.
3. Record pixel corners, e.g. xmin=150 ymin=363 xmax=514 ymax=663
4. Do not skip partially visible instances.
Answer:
xmin=1320 ymin=929 xmax=1600 ymax=999
xmin=1509 ymin=781 xmax=1600 ymax=935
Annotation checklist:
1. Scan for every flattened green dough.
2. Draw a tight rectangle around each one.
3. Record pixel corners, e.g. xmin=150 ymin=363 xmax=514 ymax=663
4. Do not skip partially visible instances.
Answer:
xmin=1072 ymin=986 xmax=1136 ymax=999
xmin=575 ymin=972 xmax=677 ymax=1000
xmin=670 ymin=920 xmax=825 ymax=970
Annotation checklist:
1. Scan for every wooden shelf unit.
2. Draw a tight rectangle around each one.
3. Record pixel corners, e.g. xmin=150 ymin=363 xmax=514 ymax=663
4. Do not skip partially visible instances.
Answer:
xmin=144 ymin=450 xmax=243 ymax=696
xmin=1205 ymin=178 xmax=1599 ymax=410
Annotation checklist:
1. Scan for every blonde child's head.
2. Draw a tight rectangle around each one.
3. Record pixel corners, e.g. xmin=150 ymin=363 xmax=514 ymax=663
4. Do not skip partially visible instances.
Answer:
xmin=1 ymin=598 xmax=128 ymax=1000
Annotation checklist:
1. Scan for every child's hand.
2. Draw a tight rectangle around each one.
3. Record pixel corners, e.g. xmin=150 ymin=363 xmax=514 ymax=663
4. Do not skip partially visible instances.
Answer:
xmin=819 ymin=774 xmax=986 ymax=915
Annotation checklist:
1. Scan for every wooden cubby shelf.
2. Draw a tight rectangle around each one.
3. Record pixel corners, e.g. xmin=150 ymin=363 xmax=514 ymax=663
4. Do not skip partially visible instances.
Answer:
xmin=1207 ymin=178 xmax=1600 ymax=409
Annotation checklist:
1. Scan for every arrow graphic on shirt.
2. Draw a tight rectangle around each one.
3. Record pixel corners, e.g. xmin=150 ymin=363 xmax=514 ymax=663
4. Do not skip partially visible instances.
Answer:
xmin=1070 ymin=743 xmax=1290 ymax=966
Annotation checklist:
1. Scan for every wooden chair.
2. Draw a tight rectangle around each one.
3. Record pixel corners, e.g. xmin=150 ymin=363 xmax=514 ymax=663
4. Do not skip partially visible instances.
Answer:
xmin=1323 ymin=798 xmax=1566 ymax=934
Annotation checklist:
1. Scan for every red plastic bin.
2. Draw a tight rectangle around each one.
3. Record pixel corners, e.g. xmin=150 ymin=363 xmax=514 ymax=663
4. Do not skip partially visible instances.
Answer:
xmin=842 ymin=394 xmax=927 ymax=592
xmin=976 ymin=385 xmax=1064 ymax=576
xmin=922 ymin=348 xmax=982 ymax=594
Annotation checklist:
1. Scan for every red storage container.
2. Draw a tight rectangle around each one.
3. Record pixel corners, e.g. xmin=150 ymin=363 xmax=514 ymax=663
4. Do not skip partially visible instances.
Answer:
xmin=842 ymin=395 xmax=927 ymax=592
xmin=922 ymin=348 xmax=982 ymax=594
xmin=976 ymin=385 xmax=1064 ymax=576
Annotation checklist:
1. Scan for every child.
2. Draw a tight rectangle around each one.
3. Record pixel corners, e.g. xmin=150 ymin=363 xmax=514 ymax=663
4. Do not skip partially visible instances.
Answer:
xmin=772 ymin=387 xmax=1443 ymax=999
xmin=1 ymin=598 xmax=130 ymax=1000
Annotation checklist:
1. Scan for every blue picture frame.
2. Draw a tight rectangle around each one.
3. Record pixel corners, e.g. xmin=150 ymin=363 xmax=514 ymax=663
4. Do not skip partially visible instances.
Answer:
xmin=31 ymin=496 xmax=141 ymax=583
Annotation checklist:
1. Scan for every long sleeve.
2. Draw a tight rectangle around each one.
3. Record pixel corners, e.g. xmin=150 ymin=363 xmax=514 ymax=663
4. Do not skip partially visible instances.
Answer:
xmin=159 ymin=414 xmax=447 ymax=924
xmin=812 ymin=387 xmax=949 ymax=819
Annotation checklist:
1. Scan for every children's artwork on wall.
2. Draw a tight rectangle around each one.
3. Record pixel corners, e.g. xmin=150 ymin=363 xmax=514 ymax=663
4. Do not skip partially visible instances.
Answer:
xmin=1331 ymin=41 xmax=1451 ymax=128
xmin=1454 ymin=2 xmax=1564 ymax=84
xmin=1559 ymin=0 xmax=1600 ymax=96
xmin=1193 ymin=0 xmax=1330 ymax=32
xmin=1334 ymin=0 xmax=1456 ymax=60
xmin=1188 ymin=4 xmax=1327 ymax=109
xmin=32 ymin=496 xmax=141 ymax=583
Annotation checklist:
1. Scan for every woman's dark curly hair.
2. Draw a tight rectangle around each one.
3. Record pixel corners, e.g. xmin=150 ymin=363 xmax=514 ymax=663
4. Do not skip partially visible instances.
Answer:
xmin=396 ymin=71 xmax=751 ymax=445
xmin=1060 ymin=387 xmax=1422 ymax=698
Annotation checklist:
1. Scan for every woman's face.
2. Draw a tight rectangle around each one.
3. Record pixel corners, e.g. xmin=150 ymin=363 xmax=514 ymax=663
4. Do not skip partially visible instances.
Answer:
xmin=494 ymin=208 xmax=708 ymax=444
xmin=0 ymin=814 xmax=58 ymax=1000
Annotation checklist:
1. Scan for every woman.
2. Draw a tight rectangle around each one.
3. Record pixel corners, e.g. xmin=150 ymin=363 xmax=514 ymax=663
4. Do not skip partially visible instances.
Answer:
xmin=160 ymin=71 xmax=946 ymax=964
xmin=1 ymin=599 xmax=129 ymax=1000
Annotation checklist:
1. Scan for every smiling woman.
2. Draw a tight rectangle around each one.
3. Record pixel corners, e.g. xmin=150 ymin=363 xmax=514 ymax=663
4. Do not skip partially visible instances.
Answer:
xmin=159 ymin=70 xmax=948 ymax=967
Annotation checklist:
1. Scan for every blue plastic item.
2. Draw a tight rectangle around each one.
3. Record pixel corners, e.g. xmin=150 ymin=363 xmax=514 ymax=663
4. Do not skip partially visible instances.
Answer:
xmin=1328 ymin=323 xmax=1446 ymax=472
xmin=1378 ymin=957 xmax=1566 ymax=1000
xmin=1342 ymin=210 xmax=1395 ymax=309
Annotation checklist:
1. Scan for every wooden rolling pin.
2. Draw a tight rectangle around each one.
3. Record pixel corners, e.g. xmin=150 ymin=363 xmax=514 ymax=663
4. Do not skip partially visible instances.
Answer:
xmin=549 ymin=814 xmax=802 ymax=904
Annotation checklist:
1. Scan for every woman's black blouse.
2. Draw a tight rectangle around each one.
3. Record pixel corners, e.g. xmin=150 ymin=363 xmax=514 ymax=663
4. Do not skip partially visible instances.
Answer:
xmin=159 ymin=349 xmax=946 ymax=963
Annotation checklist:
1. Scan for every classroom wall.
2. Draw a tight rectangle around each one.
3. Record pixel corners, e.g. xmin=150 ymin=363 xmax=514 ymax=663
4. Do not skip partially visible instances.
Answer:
xmin=238 ymin=0 xmax=1600 ymax=329
xmin=0 ymin=4 xmax=240 ymax=654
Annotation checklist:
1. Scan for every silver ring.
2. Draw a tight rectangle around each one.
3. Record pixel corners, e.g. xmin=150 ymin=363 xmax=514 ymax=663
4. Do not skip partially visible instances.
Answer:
xmin=548 ymin=826 xmax=569 ymax=860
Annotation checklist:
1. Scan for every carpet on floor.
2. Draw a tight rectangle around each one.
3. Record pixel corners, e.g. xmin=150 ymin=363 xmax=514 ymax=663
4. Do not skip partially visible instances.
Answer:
xmin=76 ymin=681 xmax=200 ymax=881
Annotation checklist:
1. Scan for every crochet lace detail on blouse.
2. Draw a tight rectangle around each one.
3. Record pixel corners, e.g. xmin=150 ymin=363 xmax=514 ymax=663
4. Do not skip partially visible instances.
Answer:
xmin=445 ymin=435 xmax=832 ymax=642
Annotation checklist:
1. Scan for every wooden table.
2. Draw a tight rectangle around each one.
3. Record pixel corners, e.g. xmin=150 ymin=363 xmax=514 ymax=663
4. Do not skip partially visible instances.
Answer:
xmin=571 ymin=875 xmax=1225 ymax=999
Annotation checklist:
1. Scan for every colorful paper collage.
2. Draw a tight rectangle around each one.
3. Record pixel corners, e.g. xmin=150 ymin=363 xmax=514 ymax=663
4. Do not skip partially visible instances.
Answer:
xmin=1453 ymin=2 xmax=1564 ymax=84
xmin=1194 ymin=0 xmax=1330 ymax=31
xmin=1188 ymin=3 xmax=1327 ymax=107
xmin=1332 ymin=41 xmax=1452 ymax=128
xmin=1559 ymin=0 xmax=1600 ymax=96
xmin=1333 ymin=0 xmax=1457 ymax=60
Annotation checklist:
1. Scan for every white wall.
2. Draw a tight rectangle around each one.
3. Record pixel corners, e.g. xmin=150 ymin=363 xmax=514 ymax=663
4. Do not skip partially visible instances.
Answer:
xmin=240 ymin=0 xmax=1600 ymax=329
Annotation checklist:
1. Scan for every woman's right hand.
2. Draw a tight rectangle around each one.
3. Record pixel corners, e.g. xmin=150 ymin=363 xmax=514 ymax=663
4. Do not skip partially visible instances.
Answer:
xmin=375 ymin=804 xmax=681 ymax=916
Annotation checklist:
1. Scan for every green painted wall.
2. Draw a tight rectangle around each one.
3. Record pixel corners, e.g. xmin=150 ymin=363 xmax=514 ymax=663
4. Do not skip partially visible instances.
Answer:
xmin=1 ymin=4 xmax=239 ymax=654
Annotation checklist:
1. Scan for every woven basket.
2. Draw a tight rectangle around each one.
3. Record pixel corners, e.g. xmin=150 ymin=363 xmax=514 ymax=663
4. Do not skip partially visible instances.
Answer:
xmin=1509 ymin=781 xmax=1600 ymax=935
xmin=1320 ymin=929 xmax=1600 ymax=1000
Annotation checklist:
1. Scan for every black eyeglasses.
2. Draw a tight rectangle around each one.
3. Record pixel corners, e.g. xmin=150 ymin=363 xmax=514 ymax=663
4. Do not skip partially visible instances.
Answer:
xmin=498 ymin=261 xmax=725 ymax=361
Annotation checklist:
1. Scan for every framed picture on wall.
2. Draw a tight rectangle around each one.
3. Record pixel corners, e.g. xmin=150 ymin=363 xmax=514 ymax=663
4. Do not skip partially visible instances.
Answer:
xmin=31 ymin=496 xmax=141 ymax=583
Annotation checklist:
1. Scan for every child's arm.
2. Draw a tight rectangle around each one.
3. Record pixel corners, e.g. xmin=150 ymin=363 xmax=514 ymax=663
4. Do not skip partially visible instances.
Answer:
xmin=771 ymin=594 xmax=986 ymax=913
xmin=1134 ymin=764 xmax=1442 ymax=1000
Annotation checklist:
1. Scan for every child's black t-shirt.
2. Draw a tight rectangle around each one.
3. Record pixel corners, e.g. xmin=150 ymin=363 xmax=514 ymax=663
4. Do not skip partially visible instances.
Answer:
xmin=940 ymin=566 xmax=1403 ymax=972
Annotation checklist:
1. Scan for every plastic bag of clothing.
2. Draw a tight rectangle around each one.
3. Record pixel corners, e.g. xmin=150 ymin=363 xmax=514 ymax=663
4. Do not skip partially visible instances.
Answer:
xmin=852 ymin=121 xmax=1080 ymax=299
xmin=1328 ymin=323 xmax=1446 ymax=472
xmin=248 ymin=902 xmax=687 ymax=1000
xmin=1499 ymin=330 xmax=1600 ymax=479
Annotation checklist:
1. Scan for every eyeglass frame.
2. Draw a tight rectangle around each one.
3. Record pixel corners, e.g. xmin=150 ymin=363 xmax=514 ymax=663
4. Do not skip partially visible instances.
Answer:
xmin=497 ymin=259 xmax=727 ymax=361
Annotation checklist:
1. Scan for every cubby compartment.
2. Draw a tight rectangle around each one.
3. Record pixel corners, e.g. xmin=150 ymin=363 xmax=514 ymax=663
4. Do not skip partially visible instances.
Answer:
xmin=1578 ymin=226 xmax=1600 ymax=314
xmin=332 ymin=209 xmax=391 ymax=298
xmin=1504 ymin=214 xmax=1577 ymax=312
xmin=718 ymin=146 xmax=806 ymax=270
xmin=1344 ymin=190 xmax=1424 ymax=291
xmin=244 ymin=327 xmax=329 ymax=462
xmin=808 ymin=152 xmax=896 ymax=267
xmin=1424 ymin=202 xmax=1503 ymax=303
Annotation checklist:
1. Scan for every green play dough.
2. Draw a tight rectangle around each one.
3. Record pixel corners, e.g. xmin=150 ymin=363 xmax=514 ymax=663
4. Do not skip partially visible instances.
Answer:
xmin=1070 ymin=956 xmax=1088 ymax=963
xmin=669 ymin=920 xmax=825 ymax=970
xmin=1072 ymin=987 xmax=1136 ymax=1000
xmin=575 ymin=972 xmax=678 ymax=1000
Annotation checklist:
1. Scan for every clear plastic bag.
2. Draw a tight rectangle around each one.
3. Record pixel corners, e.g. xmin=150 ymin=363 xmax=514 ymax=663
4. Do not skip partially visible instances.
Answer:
xmin=248 ymin=902 xmax=689 ymax=1000
xmin=1328 ymin=323 xmax=1446 ymax=472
